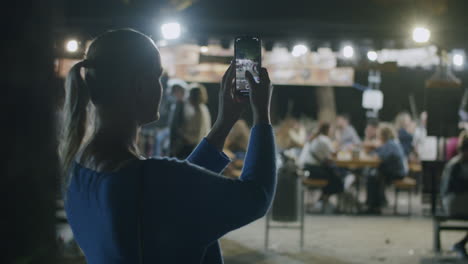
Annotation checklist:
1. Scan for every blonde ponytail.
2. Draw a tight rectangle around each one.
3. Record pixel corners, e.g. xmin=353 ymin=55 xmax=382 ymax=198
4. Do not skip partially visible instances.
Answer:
xmin=59 ymin=61 xmax=90 ymax=180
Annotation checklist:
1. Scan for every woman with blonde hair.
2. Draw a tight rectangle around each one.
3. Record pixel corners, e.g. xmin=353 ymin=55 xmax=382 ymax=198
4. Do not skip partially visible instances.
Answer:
xmin=60 ymin=29 xmax=276 ymax=264
xmin=365 ymin=124 xmax=407 ymax=214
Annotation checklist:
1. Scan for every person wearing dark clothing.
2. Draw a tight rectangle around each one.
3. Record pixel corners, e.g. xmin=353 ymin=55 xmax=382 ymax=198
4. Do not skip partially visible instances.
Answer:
xmin=59 ymin=29 xmax=276 ymax=264
xmin=177 ymin=84 xmax=212 ymax=159
xmin=440 ymin=130 xmax=468 ymax=259
xmin=152 ymin=77 xmax=185 ymax=157
xmin=398 ymin=128 xmax=414 ymax=157
xmin=366 ymin=124 xmax=407 ymax=214
xmin=167 ymin=80 xmax=188 ymax=158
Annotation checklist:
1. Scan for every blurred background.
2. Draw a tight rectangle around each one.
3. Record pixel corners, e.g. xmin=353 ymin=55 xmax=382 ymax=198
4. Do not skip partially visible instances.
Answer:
xmin=5 ymin=0 xmax=468 ymax=263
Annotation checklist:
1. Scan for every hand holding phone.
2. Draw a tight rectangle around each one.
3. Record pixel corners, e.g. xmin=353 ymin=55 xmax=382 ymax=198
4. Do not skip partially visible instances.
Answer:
xmin=245 ymin=68 xmax=272 ymax=125
xmin=235 ymin=36 xmax=262 ymax=98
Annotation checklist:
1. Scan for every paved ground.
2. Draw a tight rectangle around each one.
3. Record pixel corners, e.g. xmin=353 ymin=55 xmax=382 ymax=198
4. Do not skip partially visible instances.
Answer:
xmin=221 ymin=215 xmax=467 ymax=264
xmin=58 ymin=191 xmax=468 ymax=264
xmin=59 ymin=215 xmax=467 ymax=264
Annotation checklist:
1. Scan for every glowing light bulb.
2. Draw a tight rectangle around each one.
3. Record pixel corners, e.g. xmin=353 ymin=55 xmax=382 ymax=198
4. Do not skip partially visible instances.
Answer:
xmin=66 ymin=39 xmax=78 ymax=53
xmin=200 ymin=46 xmax=209 ymax=53
xmin=367 ymin=51 xmax=378 ymax=61
xmin=453 ymin=53 xmax=464 ymax=67
xmin=292 ymin=44 xmax=308 ymax=57
xmin=343 ymin=45 xmax=354 ymax=59
xmin=412 ymin=27 xmax=430 ymax=43
xmin=161 ymin=22 xmax=181 ymax=40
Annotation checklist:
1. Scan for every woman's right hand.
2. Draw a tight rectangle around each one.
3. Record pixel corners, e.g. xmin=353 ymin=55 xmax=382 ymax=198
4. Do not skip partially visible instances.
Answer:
xmin=245 ymin=68 xmax=272 ymax=125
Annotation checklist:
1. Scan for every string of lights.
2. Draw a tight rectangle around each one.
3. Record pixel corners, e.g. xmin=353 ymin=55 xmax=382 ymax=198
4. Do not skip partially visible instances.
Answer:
xmin=62 ymin=23 xmax=465 ymax=68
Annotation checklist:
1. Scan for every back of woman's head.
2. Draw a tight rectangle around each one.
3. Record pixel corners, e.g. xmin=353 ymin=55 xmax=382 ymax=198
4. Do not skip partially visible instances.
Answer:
xmin=318 ymin=122 xmax=331 ymax=136
xmin=378 ymin=124 xmax=396 ymax=142
xmin=395 ymin=112 xmax=411 ymax=130
xmin=85 ymin=29 xmax=161 ymax=106
xmin=188 ymin=84 xmax=208 ymax=106
xmin=309 ymin=122 xmax=331 ymax=141
xmin=59 ymin=29 xmax=162 ymax=177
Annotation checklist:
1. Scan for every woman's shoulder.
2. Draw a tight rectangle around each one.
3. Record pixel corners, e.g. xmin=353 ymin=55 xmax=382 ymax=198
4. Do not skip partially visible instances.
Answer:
xmin=140 ymin=157 xmax=221 ymax=186
xmin=141 ymin=157 xmax=206 ymax=174
xmin=142 ymin=157 xmax=188 ymax=169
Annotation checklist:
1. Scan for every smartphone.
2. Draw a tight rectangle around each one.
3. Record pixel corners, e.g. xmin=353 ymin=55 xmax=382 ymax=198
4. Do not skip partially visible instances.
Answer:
xmin=235 ymin=36 xmax=261 ymax=97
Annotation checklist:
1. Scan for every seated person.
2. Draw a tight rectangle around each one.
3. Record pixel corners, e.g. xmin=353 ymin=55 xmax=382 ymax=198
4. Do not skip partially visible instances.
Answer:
xmin=440 ymin=130 xmax=468 ymax=259
xmin=395 ymin=112 xmax=415 ymax=157
xmin=335 ymin=114 xmax=361 ymax=150
xmin=298 ymin=122 xmax=344 ymax=205
xmin=365 ymin=124 xmax=408 ymax=214
xmin=275 ymin=118 xmax=307 ymax=151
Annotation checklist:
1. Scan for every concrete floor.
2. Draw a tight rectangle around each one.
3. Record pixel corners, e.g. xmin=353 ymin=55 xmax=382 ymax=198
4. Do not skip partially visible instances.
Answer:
xmin=58 ymin=190 xmax=468 ymax=264
xmin=58 ymin=214 xmax=467 ymax=264
xmin=221 ymin=215 xmax=467 ymax=264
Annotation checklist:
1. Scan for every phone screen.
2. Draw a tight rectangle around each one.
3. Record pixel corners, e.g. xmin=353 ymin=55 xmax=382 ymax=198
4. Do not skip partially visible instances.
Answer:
xmin=235 ymin=37 xmax=261 ymax=96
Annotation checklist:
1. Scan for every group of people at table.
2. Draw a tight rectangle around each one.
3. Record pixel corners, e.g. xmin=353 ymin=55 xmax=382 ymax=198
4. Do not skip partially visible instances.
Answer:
xmin=281 ymin=112 xmax=426 ymax=215
xmin=282 ymin=112 xmax=468 ymax=258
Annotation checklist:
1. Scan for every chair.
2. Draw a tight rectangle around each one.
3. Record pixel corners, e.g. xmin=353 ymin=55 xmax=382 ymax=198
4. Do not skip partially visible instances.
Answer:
xmin=433 ymin=215 xmax=468 ymax=252
xmin=408 ymin=162 xmax=423 ymax=194
xmin=302 ymin=178 xmax=328 ymax=189
xmin=302 ymin=176 xmax=329 ymax=213
xmin=392 ymin=177 xmax=417 ymax=215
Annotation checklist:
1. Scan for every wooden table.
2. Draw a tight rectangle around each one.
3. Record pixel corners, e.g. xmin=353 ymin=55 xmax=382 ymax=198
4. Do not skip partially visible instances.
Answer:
xmin=333 ymin=157 xmax=381 ymax=213
xmin=334 ymin=157 xmax=422 ymax=213
xmin=334 ymin=158 xmax=381 ymax=170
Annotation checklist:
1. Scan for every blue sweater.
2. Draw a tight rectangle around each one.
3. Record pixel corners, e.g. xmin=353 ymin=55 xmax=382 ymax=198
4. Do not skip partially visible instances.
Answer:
xmin=375 ymin=139 xmax=408 ymax=180
xmin=65 ymin=124 xmax=276 ymax=264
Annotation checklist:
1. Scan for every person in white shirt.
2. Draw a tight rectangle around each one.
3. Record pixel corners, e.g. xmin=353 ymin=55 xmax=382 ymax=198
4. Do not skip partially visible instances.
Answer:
xmin=177 ymin=84 xmax=212 ymax=158
xmin=298 ymin=122 xmax=344 ymax=202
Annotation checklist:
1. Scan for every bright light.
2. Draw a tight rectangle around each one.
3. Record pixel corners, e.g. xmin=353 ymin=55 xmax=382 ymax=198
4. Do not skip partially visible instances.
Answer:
xmin=453 ymin=53 xmax=464 ymax=67
xmin=412 ymin=27 xmax=431 ymax=43
xmin=200 ymin=46 xmax=209 ymax=53
xmin=291 ymin=44 xmax=308 ymax=57
xmin=362 ymin=89 xmax=384 ymax=110
xmin=161 ymin=22 xmax=181 ymax=40
xmin=66 ymin=39 xmax=78 ymax=53
xmin=343 ymin=45 xmax=354 ymax=59
xmin=367 ymin=51 xmax=378 ymax=61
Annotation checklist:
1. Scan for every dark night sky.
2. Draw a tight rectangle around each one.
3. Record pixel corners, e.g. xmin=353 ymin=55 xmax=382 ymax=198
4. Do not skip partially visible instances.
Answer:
xmin=62 ymin=0 xmax=468 ymax=48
